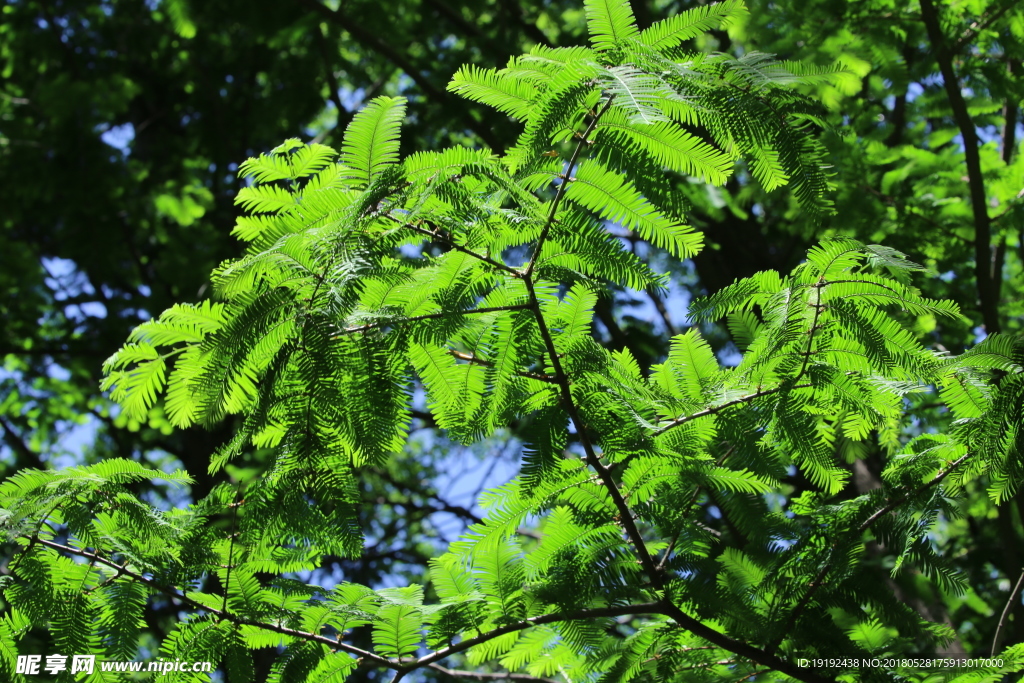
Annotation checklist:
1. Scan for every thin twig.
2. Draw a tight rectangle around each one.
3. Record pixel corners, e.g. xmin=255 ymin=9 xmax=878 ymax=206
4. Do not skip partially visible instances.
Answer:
xmin=991 ymin=567 xmax=1024 ymax=657
xmin=524 ymin=96 xmax=615 ymax=278
xmin=647 ymin=286 xmax=679 ymax=336
xmin=952 ymin=2 xmax=1016 ymax=52
xmin=428 ymin=664 xmax=558 ymax=682
xmin=387 ymin=215 xmax=524 ymax=277
xmin=657 ymin=445 xmax=736 ymax=571
xmin=221 ymin=483 xmax=244 ymax=614
xmin=768 ymin=450 xmax=974 ymax=653
xmin=449 ymin=350 xmax=557 ymax=383
xmin=525 ymin=273 xmax=661 ymax=586
xmin=402 ymin=602 xmax=664 ymax=670
xmin=655 ymin=600 xmax=836 ymax=683
xmin=654 ymin=384 xmax=813 ymax=436
xmin=857 ymin=451 xmax=973 ymax=532
xmin=335 ymin=304 xmax=532 ymax=336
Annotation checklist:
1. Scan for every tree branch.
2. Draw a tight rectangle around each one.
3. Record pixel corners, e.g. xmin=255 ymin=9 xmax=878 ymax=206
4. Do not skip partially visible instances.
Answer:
xmin=768 ymin=450 xmax=975 ymax=653
xmin=0 ymin=415 xmax=45 ymax=470
xmin=368 ymin=466 xmax=541 ymax=539
xmin=920 ymin=0 xmax=1000 ymax=333
xmin=524 ymin=96 xmax=615 ymax=278
xmin=29 ymin=537 xmax=391 ymax=666
xmin=386 ymin=215 xmax=524 ymax=277
xmin=654 ymin=384 xmax=813 ymax=436
xmin=27 ymin=521 xmax=833 ymax=682
xmin=951 ymin=1 xmax=1016 ymax=53
xmin=428 ymin=664 xmax=558 ymax=682
xmin=647 ymin=286 xmax=679 ymax=336
xmin=655 ymin=601 xmax=836 ymax=683
xmin=335 ymin=304 xmax=532 ymax=336
xmin=449 ymin=349 xmax=558 ymax=383
xmin=857 ymin=450 xmax=973 ymax=532
xmin=524 ymin=273 xmax=662 ymax=587
xmin=292 ymin=0 xmax=503 ymax=150
xmin=992 ymin=566 xmax=1024 ymax=656
xmin=404 ymin=602 xmax=664 ymax=669
xmin=314 ymin=21 xmax=347 ymax=127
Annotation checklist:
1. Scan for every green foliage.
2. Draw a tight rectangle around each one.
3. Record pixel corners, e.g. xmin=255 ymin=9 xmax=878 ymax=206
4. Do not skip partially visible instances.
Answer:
xmin=3 ymin=2 xmax=1024 ymax=683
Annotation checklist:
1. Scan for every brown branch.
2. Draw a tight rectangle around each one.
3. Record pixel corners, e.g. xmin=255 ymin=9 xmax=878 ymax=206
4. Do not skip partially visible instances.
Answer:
xmin=404 ymin=602 xmax=663 ymax=669
xmin=647 ymin=286 xmax=679 ymax=336
xmin=408 ymin=600 xmax=836 ymax=683
xmin=387 ymin=215 xmax=524 ymax=277
xmin=508 ymin=92 xmax=662 ymax=588
xmin=796 ymin=279 xmax=824 ymax=382
xmin=524 ymin=96 xmax=615 ymax=278
xmin=428 ymin=664 xmax=557 ymax=682
xmin=525 ymin=272 xmax=662 ymax=587
xmin=221 ymin=483 xmax=243 ymax=614
xmin=765 ymin=555 xmax=835 ymax=657
xmin=0 ymin=415 xmax=45 ymax=470
xmin=314 ymin=22 xmax=347 ymax=124
xmin=654 ymin=384 xmax=813 ymax=436
xmin=992 ymin=566 xmax=1024 ymax=656
xmin=28 ymin=534 xmax=834 ymax=682
xmin=29 ymin=537 xmax=390 ymax=666
xmin=368 ymin=467 xmax=541 ymax=540
xmin=655 ymin=601 xmax=836 ymax=683
xmin=951 ymin=2 xmax=1016 ymax=53
xmin=335 ymin=304 xmax=532 ymax=336
xmin=920 ymin=0 xmax=1000 ymax=333
xmin=768 ymin=451 xmax=975 ymax=653
xmin=656 ymin=446 xmax=735 ymax=570
xmin=449 ymin=350 xmax=557 ymax=383
xmin=857 ymin=450 xmax=973 ymax=532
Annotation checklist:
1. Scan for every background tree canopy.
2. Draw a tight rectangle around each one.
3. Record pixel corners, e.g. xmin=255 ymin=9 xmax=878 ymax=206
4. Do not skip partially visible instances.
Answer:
xmin=1 ymin=0 xmax=1023 ymax=681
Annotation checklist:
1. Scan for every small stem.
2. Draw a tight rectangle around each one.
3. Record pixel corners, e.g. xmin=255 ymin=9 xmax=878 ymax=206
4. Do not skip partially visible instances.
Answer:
xmin=389 ymin=216 xmax=523 ymax=277
xmin=524 ymin=96 xmax=615 ymax=278
xmin=654 ymin=384 xmax=813 ymax=436
xmin=428 ymin=664 xmax=558 ymax=682
xmin=448 ymin=350 xmax=558 ymax=383
xmin=335 ymin=304 xmax=532 ymax=336
xmin=769 ymin=450 xmax=974 ymax=653
xmin=221 ymin=482 xmax=244 ymax=614
xmin=992 ymin=567 xmax=1024 ymax=657
xmin=857 ymin=451 xmax=972 ymax=532
xmin=404 ymin=602 xmax=663 ymax=669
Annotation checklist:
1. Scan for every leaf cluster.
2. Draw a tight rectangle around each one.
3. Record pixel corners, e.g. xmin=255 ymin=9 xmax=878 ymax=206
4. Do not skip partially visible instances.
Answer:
xmin=3 ymin=2 xmax=1023 ymax=682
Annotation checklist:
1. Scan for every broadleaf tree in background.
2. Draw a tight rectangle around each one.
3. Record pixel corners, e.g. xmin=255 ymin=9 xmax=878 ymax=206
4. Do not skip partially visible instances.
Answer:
xmin=1 ymin=0 xmax=1024 ymax=681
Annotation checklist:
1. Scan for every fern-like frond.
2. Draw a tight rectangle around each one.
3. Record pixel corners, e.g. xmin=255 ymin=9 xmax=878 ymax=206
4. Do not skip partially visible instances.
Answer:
xmin=639 ymin=0 xmax=745 ymax=51
xmin=584 ymin=0 xmax=640 ymax=52
xmin=340 ymin=96 xmax=407 ymax=188
xmin=566 ymin=162 xmax=702 ymax=257
xmin=449 ymin=65 xmax=537 ymax=121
